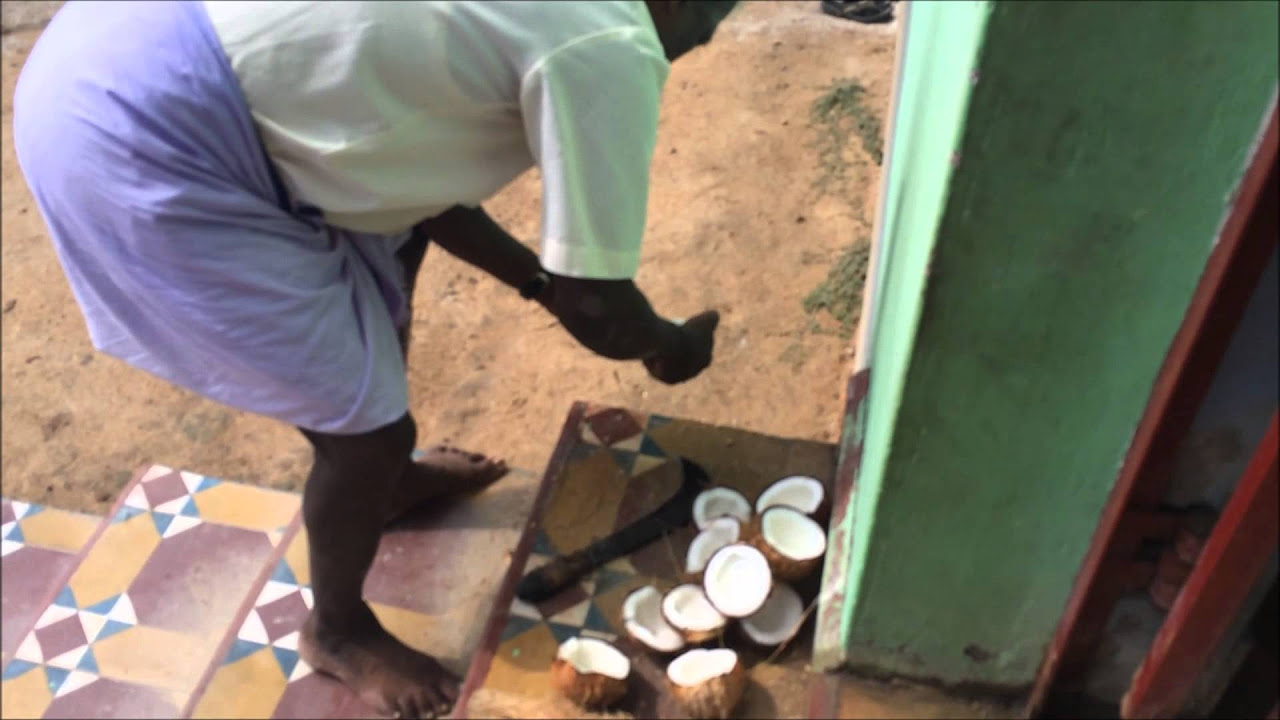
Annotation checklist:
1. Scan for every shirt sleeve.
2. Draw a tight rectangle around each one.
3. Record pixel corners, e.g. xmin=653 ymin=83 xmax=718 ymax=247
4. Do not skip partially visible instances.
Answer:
xmin=520 ymin=28 xmax=670 ymax=280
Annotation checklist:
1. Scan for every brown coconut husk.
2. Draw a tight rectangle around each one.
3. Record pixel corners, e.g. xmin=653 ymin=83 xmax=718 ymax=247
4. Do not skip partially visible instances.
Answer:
xmin=668 ymin=656 xmax=749 ymax=720
xmin=747 ymin=510 xmax=824 ymax=583
xmin=550 ymin=657 xmax=628 ymax=709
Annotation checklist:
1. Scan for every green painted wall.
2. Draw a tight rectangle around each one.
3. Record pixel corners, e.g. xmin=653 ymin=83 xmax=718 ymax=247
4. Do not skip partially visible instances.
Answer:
xmin=835 ymin=0 xmax=992 ymax=671
xmin=840 ymin=0 xmax=1279 ymax=689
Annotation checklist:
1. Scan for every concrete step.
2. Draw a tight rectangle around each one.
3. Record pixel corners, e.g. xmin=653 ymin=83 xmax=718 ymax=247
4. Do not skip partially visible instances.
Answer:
xmin=2 ymin=500 xmax=102 ymax=669
xmin=0 ymin=457 xmax=540 ymax=719
xmin=454 ymin=402 xmax=841 ymax=719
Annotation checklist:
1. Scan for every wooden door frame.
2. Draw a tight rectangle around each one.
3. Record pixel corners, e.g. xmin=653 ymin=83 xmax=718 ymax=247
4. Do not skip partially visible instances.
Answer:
xmin=1026 ymin=102 xmax=1279 ymax=716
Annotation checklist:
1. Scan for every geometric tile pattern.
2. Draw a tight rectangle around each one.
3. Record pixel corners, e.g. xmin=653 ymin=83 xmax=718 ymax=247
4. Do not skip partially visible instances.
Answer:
xmin=192 ymin=520 xmax=489 ymax=720
xmin=1 ymin=409 xmax=840 ymax=720
xmin=462 ymin=404 xmax=840 ymax=718
xmin=188 ymin=535 xmax=321 ymax=720
xmin=1 ymin=466 xmax=301 ymax=719
xmin=2 ymin=500 xmax=101 ymax=667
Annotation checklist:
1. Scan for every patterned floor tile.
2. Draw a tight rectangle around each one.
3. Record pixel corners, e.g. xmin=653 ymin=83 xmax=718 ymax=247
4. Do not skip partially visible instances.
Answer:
xmin=193 ymin=464 xmax=536 ymax=720
xmin=2 ymin=500 xmax=101 ymax=667
xmin=43 ymin=676 xmax=184 ymax=720
xmin=2 ymin=466 xmax=300 ymax=719
xmin=460 ymin=404 xmax=840 ymax=718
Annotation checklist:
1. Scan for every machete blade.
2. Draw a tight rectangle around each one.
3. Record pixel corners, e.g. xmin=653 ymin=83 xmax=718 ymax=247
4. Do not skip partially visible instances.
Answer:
xmin=514 ymin=457 xmax=710 ymax=604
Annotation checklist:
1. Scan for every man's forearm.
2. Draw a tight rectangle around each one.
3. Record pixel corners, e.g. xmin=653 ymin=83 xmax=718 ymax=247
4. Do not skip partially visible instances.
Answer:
xmin=546 ymin=277 xmax=683 ymax=361
xmin=417 ymin=205 xmax=542 ymax=292
xmin=419 ymin=204 xmax=680 ymax=361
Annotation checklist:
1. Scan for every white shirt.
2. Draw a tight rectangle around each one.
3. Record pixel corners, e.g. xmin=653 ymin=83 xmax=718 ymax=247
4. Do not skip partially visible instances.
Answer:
xmin=204 ymin=0 xmax=670 ymax=279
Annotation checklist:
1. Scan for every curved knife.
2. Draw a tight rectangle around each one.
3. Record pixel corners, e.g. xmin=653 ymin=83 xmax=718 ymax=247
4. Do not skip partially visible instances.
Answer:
xmin=515 ymin=457 xmax=711 ymax=604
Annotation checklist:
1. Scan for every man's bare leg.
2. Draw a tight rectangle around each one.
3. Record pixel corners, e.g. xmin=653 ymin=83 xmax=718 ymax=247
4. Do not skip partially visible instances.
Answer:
xmin=386 ymin=447 xmax=509 ymax=525
xmin=386 ymin=227 xmax=511 ymax=525
xmin=298 ymin=413 xmax=460 ymax=719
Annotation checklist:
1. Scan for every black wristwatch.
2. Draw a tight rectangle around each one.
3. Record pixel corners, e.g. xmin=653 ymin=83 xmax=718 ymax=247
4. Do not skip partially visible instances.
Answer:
xmin=519 ymin=271 xmax=551 ymax=300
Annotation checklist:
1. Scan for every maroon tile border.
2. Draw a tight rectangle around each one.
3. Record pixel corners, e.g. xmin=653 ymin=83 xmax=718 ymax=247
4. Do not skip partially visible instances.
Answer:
xmin=813 ymin=368 xmax=870 ymax=669
xmin=806 ymin=672 xmax=841 ymax=719
xmin=0 ymin=466 xmax=144 ymax=679
xmin=450 ymin=401 xmax=589 ymax=719
xmin=2 ymin=545 xmax=80 ymax=660
xmin=179 ymin=512 xmax=303 ymax=717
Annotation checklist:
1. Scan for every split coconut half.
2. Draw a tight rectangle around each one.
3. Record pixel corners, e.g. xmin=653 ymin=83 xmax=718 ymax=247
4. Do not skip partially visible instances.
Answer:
xmin=551 ymin=636 xmax=630 ymax=709
xmin=741 ymin=582 xmax=805 ymax=647
xmin=685 ymin=516 xmax=741 ymax=576
xmin=666 ymin=648 xmax=748 ymax=720
xmin=754 ymin=475 xmax=826 ymax=519
xmin=749 ymin=506 xmax=827 ymax=581
xmin=661 ymin=584 xmax=727 ymax=643
xmin=622 ymin=585 xmax=685 ymax=653
xmin=693 ymin=487 xmax=752 ymax=530
xmin=702 ymin=543 xmax=773 ymax=618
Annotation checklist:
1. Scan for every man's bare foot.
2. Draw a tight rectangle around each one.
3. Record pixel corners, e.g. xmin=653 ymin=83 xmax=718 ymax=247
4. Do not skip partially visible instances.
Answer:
xmin=387 ymin=445 xmax=509 ymax=524
xmin=300 ymin=612 xmax=460 ymax=719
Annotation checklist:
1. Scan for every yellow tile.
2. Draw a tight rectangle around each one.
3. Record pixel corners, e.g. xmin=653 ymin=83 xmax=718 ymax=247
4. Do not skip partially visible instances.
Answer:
xmin=1 ymin=668 xmax=52 ymax=719
xmin=190 ymin=648 xmax=287 ymax=719
xmin=589 ymin=575 xmax=654 ymax=637
xmin=784 ymin=440 xmax=838 ymax=483
xmin=192 ymin=483 xmax=299 ymax=533
xmin=284 ymin=530 xmax=310 ymax=586
xmin=482 ymin=622 xmax=556 ymax=695
xmin=94 ymin=625 xmax=216 ymax=693
xmin=20 ymin=509 xmax=101 ymax=554
xmin=748 ymin=663 xmax=816 ymax=719
xmin=540 ymin=450 xmax=630 ymax=555
xmin=645 ymin=421 xmax=791 ymax=501
xmin=631 ymin=453 xmax=667 ymax=477
xmin=68 ymin=513 xmax=160 ymax=607
xmin=836 ymin=676 xmax=1011 ymax=719
xmin=369 ymin=601 xmax=484 ymax=674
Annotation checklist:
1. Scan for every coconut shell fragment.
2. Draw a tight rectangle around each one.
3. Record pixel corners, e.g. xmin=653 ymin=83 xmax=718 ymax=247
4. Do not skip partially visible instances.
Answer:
xmin=661 ymin=583 xmax=727 ymax=644
xmin=685 ymin=516 xmax=742 ymax=576
xmin=740 ymin=582 xmax=805 ymax=647
xmin=754 ymin=475 xmax=828 ymax=522
xmin=748 ymin=506 xmax=827 ymax=582
xmin=622 ymin=585 xmax=685 ymax=653
xmin=666 ymin=648 xmax=748 ymax=720
xmin=693 ymin=487 xmax=752 ymax=530
xmin=551 ymin=637 xmax=630 ymax=709
xmin=702 ymin=543 xmax=772 ymax=618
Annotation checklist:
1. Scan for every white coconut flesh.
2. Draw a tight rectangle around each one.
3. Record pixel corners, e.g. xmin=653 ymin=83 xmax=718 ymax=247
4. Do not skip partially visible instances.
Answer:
xmin=685 ymin=517 xmax=741 ymax=574
xmin=622 ymin=586 xmax=685 ymax=652
xmin=693 ymin=487 xmax=752 ymax=530
xmin=760 ymin=507 xmax=827 ymax=561
xmin=662 ymin=584 xmax=726 ymax=633
xmin=702 ymin=544 xmax=772 ymax=618
xmin=755 ymin=475 xmax=825 ymax=515
xmin=741 ymin=583 xmax=805 ymax=645
xmin=666 ymin=648 xmax=740 ymax=687
xmin=556 ymin=637 xmax=631 ymax=680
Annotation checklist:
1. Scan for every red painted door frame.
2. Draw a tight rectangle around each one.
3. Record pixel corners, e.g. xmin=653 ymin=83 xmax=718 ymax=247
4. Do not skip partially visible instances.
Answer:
xmin=1026 ymin=104 xmax=1279 ymax=716
xmin=1120 ymin=413 xmax=1279 ymax=718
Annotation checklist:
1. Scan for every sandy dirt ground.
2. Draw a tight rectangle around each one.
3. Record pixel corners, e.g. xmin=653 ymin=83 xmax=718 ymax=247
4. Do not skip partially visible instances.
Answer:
xmin=1 ymin=2 xmax=895 ymax=514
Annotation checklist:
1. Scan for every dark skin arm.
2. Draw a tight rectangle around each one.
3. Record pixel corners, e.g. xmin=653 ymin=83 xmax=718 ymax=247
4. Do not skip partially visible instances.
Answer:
xmin=416 ymin=205 xmax=717 ymax=383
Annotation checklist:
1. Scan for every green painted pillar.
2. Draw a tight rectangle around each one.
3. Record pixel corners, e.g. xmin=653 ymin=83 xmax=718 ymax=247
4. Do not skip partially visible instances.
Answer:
xmin=821 ymin=0 xmax=1279 ymax=691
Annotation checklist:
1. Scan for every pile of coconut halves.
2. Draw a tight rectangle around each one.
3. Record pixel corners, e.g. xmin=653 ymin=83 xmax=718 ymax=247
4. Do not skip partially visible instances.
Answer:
xmin=551 ymin=475 xmax=829 ymax=719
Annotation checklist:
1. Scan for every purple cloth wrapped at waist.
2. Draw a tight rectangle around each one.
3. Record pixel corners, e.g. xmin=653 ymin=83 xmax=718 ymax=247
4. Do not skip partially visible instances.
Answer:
xmin=13 ymin=0 xmax=413 ymax=434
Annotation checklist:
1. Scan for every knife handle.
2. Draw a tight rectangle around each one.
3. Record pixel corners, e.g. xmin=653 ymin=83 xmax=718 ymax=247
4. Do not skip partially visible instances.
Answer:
xmin=514 ymin=547 xmax=596 ymax=604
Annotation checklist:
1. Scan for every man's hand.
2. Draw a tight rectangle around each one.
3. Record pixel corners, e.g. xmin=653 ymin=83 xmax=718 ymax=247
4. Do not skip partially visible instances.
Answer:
xmin=643 ymin=311 xmax=719 ymax=384
xmin=421 ymin=207 xmax=719 ymax=380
